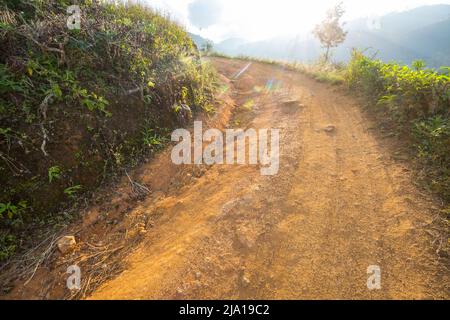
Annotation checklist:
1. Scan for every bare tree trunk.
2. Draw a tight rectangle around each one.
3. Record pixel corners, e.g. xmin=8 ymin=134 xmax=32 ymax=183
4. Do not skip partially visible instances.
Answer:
xmin=325 ymin=46 xmax=330 ymax=63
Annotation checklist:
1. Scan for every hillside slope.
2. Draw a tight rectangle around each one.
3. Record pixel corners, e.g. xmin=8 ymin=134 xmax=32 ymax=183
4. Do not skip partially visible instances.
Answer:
xmin=395 ymin=19 xmax=450 ymax=67
xmin=0 ymin=1 xmax=216 ymax=264
xmin=376 ymin=4 xmax=450 ymax=39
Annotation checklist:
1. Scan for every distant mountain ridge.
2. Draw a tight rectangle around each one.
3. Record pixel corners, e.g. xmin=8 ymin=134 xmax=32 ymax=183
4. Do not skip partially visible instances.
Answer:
xmin=192 ymin=4 xmax=450 ymax=67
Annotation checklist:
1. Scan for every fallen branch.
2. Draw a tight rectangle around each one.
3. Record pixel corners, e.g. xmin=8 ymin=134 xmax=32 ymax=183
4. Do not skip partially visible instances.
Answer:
xmin=125 ymin=170 xmax=151 ymax=196
xmin=38 ymin=93 xmax=54 ymax=157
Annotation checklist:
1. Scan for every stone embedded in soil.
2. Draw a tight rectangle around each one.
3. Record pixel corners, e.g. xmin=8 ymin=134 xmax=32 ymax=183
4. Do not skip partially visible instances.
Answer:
xmin=242 ymin=274 xmax=251 ymax=286
xmin=57 ymin=236 xmax=76 ymax=255
xmin=324 ymin=125 xmax=336 ymax=133
xmin=282 ymin=99 xmax=301 ymax=107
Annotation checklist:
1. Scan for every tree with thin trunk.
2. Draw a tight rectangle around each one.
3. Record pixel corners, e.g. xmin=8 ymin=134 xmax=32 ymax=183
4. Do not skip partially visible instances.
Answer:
xmin=313 ymin=2 xmax=347 ymax=63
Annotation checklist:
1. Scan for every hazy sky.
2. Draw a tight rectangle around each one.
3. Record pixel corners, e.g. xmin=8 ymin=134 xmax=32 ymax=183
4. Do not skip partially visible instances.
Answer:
xmin=145 ymin=0 xmax=450 ymax=41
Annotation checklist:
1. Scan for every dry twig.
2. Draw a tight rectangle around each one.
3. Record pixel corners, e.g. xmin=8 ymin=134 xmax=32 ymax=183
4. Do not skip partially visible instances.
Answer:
xmin=125 ymin=170 xmax=151 ymax=196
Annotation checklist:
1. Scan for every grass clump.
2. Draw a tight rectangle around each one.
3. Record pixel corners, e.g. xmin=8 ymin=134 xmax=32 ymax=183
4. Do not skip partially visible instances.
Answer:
xmin=289 ymin=59 xmax=346 ymax=85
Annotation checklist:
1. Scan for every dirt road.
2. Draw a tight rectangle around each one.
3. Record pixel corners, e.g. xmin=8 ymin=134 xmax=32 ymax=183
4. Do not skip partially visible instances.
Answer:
xmin=89 ymin=58 xmax=448 ymax=299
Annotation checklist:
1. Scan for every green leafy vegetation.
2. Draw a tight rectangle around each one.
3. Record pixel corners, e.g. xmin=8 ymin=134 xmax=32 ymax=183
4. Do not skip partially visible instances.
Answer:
xmin=142 ymin=126 xmax=169 ymax=151
xmin=346 ymin=50 xmax=450 ymax=202
xmin=0 ymin=234 xmax=16 ymax=262
xmin=0 ymin=201 xmax=27 ymax=220
xmin=48 ymin=166 xmax=62 ymax=183
xmin=0 ymin=0 xmax=217 ymax=262
xmin=64 ymin=185 xmax=82 ymax=200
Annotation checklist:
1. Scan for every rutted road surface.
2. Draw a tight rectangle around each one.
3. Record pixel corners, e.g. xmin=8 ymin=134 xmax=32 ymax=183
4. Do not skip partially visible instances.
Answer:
xmin=90 ymin=58 xmax=448 ymax=299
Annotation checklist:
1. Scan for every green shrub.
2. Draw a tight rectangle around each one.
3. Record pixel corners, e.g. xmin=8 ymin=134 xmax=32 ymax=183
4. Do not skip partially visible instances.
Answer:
xmin=346 ymin=50 xmax=449 ymax=118
xmin=0 ymin=233 xmax=16 ymax=262
xmin=48 ymin=166 xmax=62 ymax=183
xmin=413 ymin=116 xmax=450 ymax=199
xmin=285 ymin=59 xmax=346 ymax=85
xmin=346 ymin=51 xmax=385 ymax=98
xmin=346 ymin=50 xmax=450 ymax=202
